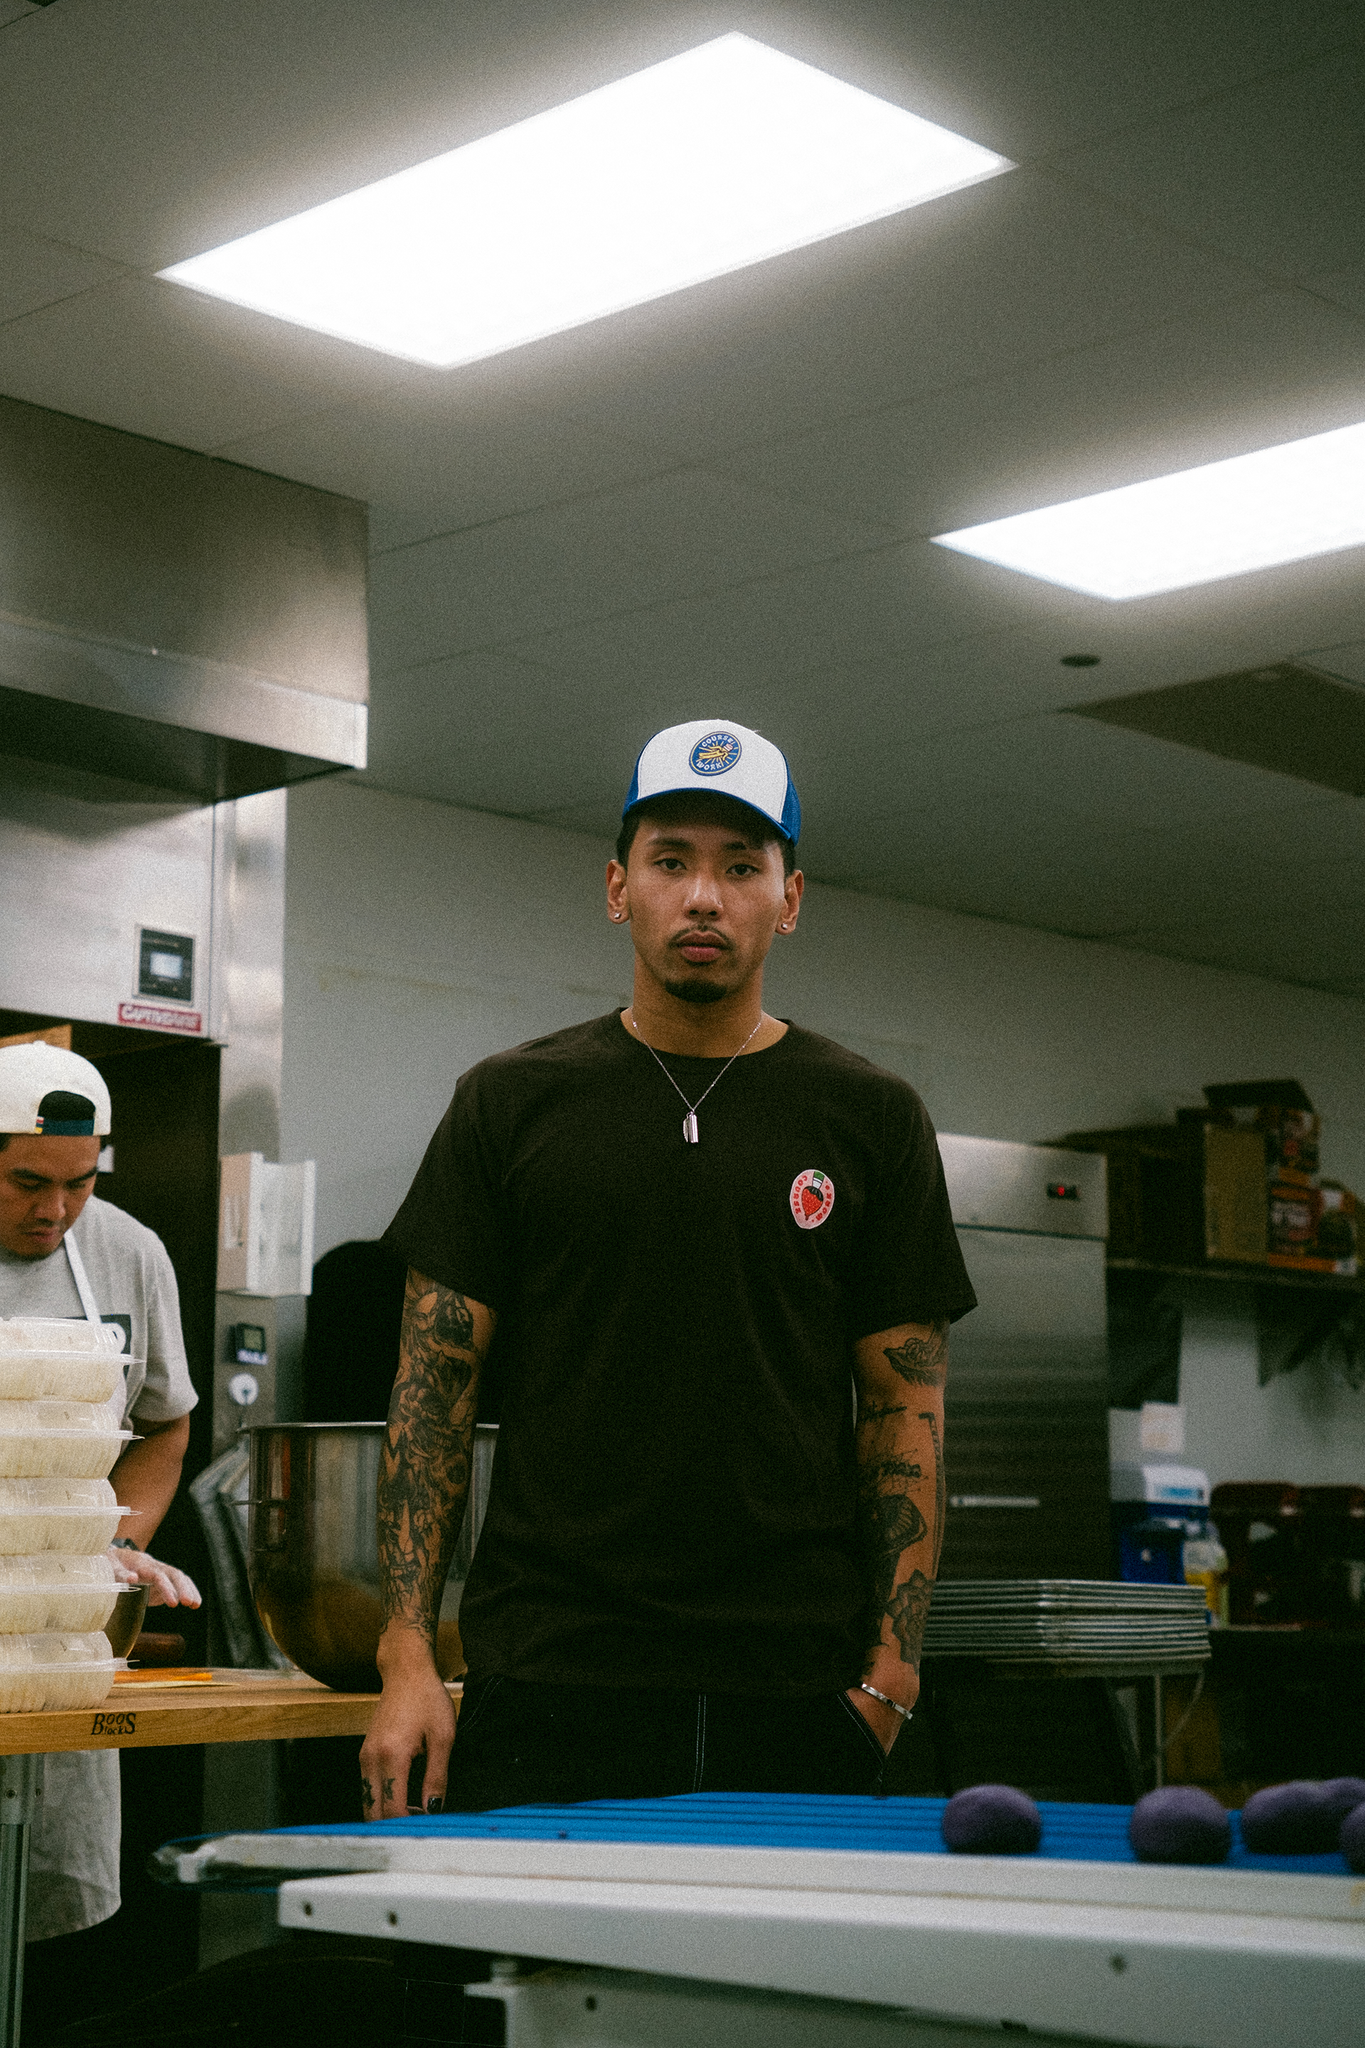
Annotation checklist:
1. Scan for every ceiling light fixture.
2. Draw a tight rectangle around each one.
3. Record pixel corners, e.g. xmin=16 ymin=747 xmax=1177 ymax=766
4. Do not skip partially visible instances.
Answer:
xmin=933 ymin=419 xmax=1365 ymax=600
xmin=158 ymin=33 xmax=1010 ymax=367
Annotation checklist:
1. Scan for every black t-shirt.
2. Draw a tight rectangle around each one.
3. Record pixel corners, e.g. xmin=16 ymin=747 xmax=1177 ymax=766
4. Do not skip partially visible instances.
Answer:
xmin=386 ymin=1011 xmax=976 ymax=1696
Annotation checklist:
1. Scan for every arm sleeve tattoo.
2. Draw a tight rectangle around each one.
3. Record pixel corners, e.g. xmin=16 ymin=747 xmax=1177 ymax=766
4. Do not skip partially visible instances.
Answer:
xmin=854 ymin=1321 xmax=949 ymax=1674
xmin=376 ymin=1270 xmax=486 ymax=1642
xmin=881 ymin=1319 xmax=949 ymax=1387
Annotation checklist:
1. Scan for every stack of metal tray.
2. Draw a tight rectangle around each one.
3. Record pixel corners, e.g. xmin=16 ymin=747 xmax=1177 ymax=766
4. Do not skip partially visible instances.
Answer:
xmin=923 ymin=1579 xmax=1212 ymax=1669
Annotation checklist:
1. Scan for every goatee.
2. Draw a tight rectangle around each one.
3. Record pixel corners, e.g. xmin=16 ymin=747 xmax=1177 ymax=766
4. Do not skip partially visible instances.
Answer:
xmin=662 ymin=978 xmax=729 ymax=1006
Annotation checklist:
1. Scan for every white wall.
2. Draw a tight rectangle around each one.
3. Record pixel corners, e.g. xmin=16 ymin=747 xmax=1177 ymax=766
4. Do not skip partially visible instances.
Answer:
xmin=282 ymin=777 xmax=1365 ymax=1483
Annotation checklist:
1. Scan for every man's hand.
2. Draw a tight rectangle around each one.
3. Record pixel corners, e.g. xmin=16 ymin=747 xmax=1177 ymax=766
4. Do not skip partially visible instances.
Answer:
xmin=360 ymin=1631 xmax=457 ymax=1817
xmin=108 ymin=1546 xmax=202 ymax=1608
xmin=361 ymin=1270 xmax=494 ymax=1820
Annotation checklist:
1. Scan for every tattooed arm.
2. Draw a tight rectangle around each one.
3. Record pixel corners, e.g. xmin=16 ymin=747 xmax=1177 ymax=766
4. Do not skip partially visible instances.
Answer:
xmin=359 ymin=1269 xmax=496 ymax=1820
xmin=846 ymin=1317 xmax=948 ymax=1752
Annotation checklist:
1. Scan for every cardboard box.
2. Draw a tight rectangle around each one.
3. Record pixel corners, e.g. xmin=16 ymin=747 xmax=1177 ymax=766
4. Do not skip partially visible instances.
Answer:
xmin=1203 ymin=1125 xmax=1269 ymax=1264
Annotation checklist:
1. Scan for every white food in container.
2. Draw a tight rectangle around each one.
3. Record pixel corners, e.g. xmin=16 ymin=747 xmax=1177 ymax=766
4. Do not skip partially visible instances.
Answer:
xmin=0 ymin=1555 xmax=118 ymax=1633
xmin=0 ymin=1632 xmax=118 ymax=1712
xmin=0 ymin=1404 xmax=132 ymax=1481
xmin=0 ymin=1319 xmax=128 ymax=1404
xmin=0 ymin=1480 xmax=129 ymax=1554
xmin=0 ymin=1356 xmax=125 ymax=1404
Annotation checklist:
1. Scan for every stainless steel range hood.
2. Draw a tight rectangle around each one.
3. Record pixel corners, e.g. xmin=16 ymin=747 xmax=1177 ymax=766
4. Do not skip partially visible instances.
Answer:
xmin=0 ymin=394 xmax=367 ymax=801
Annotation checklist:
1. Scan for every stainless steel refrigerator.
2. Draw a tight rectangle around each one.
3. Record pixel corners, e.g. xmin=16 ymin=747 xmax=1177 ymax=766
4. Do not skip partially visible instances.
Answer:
xmin=937 ymin=1135 xmax=1110 ymax=1581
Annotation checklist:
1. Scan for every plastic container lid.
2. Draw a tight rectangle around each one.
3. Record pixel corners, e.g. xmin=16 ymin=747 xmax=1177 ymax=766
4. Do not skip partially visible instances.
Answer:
xmin=0 ymin=1320 xmax=126 ymax=1356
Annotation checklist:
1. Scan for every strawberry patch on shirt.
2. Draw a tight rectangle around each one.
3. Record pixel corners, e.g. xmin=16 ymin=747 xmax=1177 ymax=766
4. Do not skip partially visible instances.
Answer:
xmin=790 ymin=1168 xmax=835 ymax=1230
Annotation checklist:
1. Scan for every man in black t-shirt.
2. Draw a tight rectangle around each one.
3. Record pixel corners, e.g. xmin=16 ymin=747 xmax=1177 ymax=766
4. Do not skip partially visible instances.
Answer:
xmin=361 ymin=719 xmax=975 ymax=1817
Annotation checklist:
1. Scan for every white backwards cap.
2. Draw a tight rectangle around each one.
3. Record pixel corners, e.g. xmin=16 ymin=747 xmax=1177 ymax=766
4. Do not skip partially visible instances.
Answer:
xmin=0 ymin=1042 xmax=111 ymax=1137
xmin=622 ymin=719 xmax=801 ymax=843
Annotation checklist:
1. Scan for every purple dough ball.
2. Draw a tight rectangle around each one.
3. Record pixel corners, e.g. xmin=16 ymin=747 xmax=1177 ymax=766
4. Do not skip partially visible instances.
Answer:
xmin=1240 ymin=1781 xmax=1335 ymax=1855
xmin=1341 ymin=1802 xmax=1365 ymax=1873
xmin=1322 ymin=1779 xmax=1365 ymax=1829
xmin=942 ymin=1785 xmax=1042 ymax=1855
xmin=1129 ymin=1786 xmax=1231 ymax=1865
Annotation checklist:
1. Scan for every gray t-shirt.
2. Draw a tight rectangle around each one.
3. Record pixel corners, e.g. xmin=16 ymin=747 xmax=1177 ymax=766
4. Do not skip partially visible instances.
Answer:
xmin=0 ymin=1195 xmax=198 ymax=1941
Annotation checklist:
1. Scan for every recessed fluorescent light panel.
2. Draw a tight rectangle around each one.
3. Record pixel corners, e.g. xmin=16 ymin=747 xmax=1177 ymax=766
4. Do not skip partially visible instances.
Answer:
xmin=159 ymin=34 xmax=1010 ymax=367
xmin=933 ymin=420 xmax=1365 ymax=600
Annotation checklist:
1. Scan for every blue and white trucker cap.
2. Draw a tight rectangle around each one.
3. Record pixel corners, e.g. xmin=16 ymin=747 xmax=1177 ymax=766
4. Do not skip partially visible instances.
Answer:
xmin=0 ymin=1042 xmax=112 ymax=1137
xmin=622 ymin=720 xmax=801 ymax=844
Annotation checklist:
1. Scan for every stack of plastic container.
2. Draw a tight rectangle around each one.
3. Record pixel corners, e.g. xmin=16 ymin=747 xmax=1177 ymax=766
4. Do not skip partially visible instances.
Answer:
xmin=0 ymin=1319 xmax=135 ymax=1710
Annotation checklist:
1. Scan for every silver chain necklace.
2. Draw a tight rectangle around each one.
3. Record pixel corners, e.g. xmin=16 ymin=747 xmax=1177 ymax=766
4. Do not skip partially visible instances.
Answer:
xmin=628 ymin=1010 xmax=764 ymax=1144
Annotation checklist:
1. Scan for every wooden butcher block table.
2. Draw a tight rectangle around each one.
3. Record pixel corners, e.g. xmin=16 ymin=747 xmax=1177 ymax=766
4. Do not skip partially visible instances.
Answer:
xmin=0 ymin=1670 xmax=389 ymax=2048
xmin=0 ymin=1668 xmax=380 ymax=1755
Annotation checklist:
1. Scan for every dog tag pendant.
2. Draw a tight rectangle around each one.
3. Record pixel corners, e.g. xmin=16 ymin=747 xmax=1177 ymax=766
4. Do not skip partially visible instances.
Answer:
xmin=683 ymin=1111 xmax=699 ymax=1144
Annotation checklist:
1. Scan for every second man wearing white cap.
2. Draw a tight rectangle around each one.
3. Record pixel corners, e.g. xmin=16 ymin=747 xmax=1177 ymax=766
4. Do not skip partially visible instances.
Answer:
xmin=361 ymin=721 xmax=975 ymax=1815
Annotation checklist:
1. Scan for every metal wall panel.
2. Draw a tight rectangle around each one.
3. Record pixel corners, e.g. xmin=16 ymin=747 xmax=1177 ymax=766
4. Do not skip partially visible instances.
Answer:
xmin=940 ymin=1133 xmax=1108 ymax=1239
xmin=0 ymin=395 xmax=367 ymax=699
xmin=0 ymin=758 xmax=216 ymax=1028
xmin=0 ymin=394 xmax=367 ymax=794
xmin=941 ymin=1227 xmax=1110 ymax=1580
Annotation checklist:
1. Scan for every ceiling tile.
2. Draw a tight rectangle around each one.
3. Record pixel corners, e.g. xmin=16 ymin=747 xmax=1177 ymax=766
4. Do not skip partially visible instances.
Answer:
xmin=368 ymin=472 xmax=897 ymax=671
xmin=1304 ymin=639 xmax=1365 ymax=687
xmin=814 ymin=0 xmax=1364 ymax=161
xmin=0 ymin=226 xmax=126 ymax=325
xmin=363 ymin=651 xmax=625 ymax=815
xmin=936 ymin=714 xmax=1330 ymax=826
xmin=0 ymin=0 xmax=682 ymax=265
xmin=535 ymin=170 xmax=1262 ymax=465
xmin=0 ymin=273 xmax=425 ymax=449
xmin=1302 ymin=265 xmax=1365 ymax=319
xmin=833 ymin=786 xmax=1364 ymax=954
xmin=1071 ymin=665 xmax=1365 ymax=799
xmin=1104 ymin=914 xmax=1365 ymax=992
xmin=219 ymin=391 xmax=670 ymax=549
xmin=1054 ymin=47 xmax=1365 ymax=281
xmin=709 ymin=288 xmax=1365 ymax=536
xmin=502 ymin=539 xmax=1025 ymax=698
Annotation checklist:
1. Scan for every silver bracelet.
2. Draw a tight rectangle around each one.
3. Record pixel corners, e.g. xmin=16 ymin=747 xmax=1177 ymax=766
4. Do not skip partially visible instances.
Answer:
xmin=860 ymin=1683 xmax=913 ymax=1721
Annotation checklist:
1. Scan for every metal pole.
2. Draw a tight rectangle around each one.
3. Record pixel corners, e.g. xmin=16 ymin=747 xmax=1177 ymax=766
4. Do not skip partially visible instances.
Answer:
xmin=0 ymin=1756 xmax=43 ymax=2048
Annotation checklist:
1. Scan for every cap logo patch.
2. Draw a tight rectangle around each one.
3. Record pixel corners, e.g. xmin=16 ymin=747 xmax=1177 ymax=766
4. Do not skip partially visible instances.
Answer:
xmin=790 ymin=1168 xmax=835 ymax=1230
xmin=689 ymin=730 xmax=742 ymax=776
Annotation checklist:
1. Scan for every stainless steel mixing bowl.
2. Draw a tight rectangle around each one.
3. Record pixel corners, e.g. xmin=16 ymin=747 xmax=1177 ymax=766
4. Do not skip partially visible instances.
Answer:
xmin=104 ymin=1582 xmax=149 ymax=1659
xmin=245 ymin=1421 xmax=497 ymax=1691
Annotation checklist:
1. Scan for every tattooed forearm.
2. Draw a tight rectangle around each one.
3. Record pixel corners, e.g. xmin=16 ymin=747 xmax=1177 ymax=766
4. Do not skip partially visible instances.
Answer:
xmin=376 ymin=1270 xmax=487 ymax=1641
xmin=882 ymin=1319 xmax=949 ymax=1387
xmin=886 ymin=1569 xmax=933 ymax=1671
xmin=855 ymin=1322 xmax=948 ymax=1676
xmin=857 ymin=1456 xmax=929 ymax=1634
xmin=922 ymin=1409 xmax=946 ymax=1576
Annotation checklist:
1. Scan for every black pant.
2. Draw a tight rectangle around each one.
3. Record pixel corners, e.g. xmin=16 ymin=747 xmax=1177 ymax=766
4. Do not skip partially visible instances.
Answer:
xmin=445 ymin=1676 xmax=887 ymax=1811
